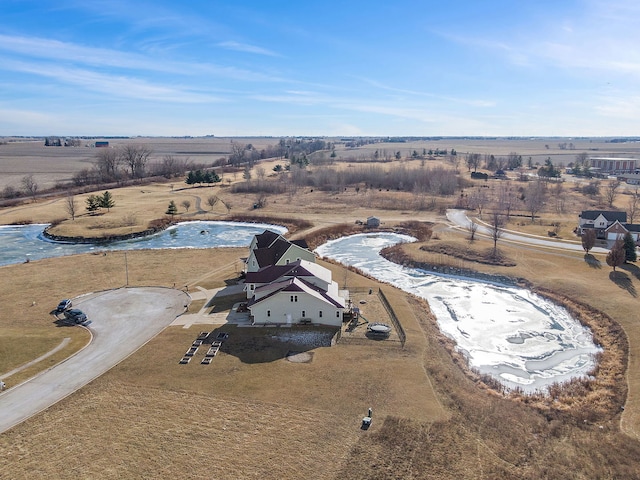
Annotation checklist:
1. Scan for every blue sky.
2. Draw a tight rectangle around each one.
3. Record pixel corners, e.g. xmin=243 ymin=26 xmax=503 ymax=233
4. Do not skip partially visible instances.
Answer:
xmin=1 ymin=0 xmax=639 ymax=137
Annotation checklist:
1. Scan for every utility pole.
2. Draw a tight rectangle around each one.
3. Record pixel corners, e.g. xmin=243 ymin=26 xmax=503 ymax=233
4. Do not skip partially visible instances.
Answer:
xmin=124 ymin=251 xmax=129 ymax=286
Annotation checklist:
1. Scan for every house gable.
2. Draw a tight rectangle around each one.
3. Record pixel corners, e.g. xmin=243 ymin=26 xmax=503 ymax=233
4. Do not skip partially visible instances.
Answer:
xmin=248 ymin=277 xmax=345 ymax=327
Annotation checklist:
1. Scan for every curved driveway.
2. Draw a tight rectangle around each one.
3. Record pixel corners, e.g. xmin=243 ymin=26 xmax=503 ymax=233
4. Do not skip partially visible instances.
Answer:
xmin=0 ymin=287 xmax=189 ymax=433
xmin=446 ymin=209 xmax=609 ymax=254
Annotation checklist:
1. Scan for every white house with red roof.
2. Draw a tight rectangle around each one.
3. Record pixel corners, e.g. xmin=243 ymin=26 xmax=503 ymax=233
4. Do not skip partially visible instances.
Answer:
xmin=248 ymin=276 xmax=346 ymax=327
xmin=243 ymin=232 xmax=347 ymax=326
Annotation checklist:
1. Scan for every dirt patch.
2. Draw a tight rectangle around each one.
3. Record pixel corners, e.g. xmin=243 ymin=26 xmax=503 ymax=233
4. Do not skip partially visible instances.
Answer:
xmin=286 ymin=351 xmax=314 ymax=363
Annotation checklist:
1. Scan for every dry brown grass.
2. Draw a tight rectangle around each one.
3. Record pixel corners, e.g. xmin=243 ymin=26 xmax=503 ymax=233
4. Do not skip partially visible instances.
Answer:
xmin=0 ymin=247 xmax=246 ymax=386
xmin=5 ymin=144 xmax=640 ymax=477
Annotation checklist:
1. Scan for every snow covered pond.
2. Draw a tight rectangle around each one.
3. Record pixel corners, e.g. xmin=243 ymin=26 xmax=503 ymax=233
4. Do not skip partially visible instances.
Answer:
xmin=0 ymin=221 xmax=287 ymax=267
xmin=316 ymin=233 xmax=602 ymax=393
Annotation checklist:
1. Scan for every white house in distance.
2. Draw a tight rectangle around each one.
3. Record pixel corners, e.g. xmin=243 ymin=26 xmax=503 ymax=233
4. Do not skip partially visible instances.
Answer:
xmin=578 ymin=210 xmax=640 ymax=244
xmin=578 ymin=210 xmax=627 ymax=238
xmin=243 ymin=231 xmax=347 ymax=327
xmin=245 ymin=230 xmax=315 ymax=273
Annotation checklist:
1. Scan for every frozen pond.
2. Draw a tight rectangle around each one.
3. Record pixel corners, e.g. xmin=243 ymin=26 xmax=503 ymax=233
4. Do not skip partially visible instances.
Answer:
xmin=316 ymin=233 xmax=601 ymax=393
xmin=0 ymin=221 xmax=287 ymax=267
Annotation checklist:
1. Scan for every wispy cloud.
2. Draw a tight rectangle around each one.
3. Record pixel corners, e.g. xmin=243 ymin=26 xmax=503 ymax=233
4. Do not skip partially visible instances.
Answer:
xmin=354 ymin=76 xmax=496 ymax=107
xmin=439 ymin=1 xmax=640 ymax=78
xmin=217 ymin=41 xmax=281 ymax=57
xmin=3 ymin=59 xmax=223 ymax=103
xmin=0 ymin=34 xmax=289 ymax=83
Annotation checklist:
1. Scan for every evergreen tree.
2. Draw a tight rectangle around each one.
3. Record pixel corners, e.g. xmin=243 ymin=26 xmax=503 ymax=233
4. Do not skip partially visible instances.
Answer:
xmin=86 ymin=195 xmax=101 ymax=214
xmin=100 ymin=191 xmax=115 ymax=211
xmin=623 ymin=232 xmax=637 ymax=262
xmin=166 ymin=200 xmax=178 ymax=217
xmin=185 ymin=170 xmax=197 ymax=185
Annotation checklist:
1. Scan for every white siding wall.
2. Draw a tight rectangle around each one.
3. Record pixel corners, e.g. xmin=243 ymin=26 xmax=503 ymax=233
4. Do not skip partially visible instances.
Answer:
xmin=274 ymin=246 xmax=316 ymax=267
xmin=250 ymin=292 xmax=342 ymax=327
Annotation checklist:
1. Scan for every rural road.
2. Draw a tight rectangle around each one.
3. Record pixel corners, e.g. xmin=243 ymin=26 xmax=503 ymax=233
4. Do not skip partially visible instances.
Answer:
xmin=446 ymin=209 xmax=609 ymax=254
xmin=0 ymin=287 xmax=189 ymax=434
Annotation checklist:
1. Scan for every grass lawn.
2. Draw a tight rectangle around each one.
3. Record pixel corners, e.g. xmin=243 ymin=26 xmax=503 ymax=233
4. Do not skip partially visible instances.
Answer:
xmin=3 ymin=166 xmax=640 ymax=477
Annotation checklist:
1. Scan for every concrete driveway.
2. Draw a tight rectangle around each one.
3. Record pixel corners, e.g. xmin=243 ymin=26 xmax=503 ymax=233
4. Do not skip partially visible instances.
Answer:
xmin=0 ymin=287 xmax=189 ymax=434
xmin=446 ymin=209 xmax=609 ymax=254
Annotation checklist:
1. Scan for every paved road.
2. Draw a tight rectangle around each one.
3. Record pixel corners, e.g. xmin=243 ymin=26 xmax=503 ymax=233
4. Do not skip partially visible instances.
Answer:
xmin=446 ymin=209 xmax=609 ymax=254
xmin=0 ymin=287 xmax=189 ymax=433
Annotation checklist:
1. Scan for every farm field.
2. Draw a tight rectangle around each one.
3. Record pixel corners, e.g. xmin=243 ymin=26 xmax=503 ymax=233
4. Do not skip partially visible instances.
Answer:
xmin=2 ymin=137 xmax=640 ymax=477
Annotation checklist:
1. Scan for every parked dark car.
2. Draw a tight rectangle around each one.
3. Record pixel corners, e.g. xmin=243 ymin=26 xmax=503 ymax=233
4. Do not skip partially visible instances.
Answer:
xmin=64 ymin=308 xmax=88 ymax=324
xmin=55 ymin=299 xmax=72 ymax=313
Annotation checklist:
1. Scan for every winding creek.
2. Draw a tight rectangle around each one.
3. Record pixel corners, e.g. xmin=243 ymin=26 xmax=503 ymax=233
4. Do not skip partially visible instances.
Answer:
xmin=0 ymin=221 xmax=287 ymax=267
xmin=315 ymin=233 xmax=602 ymax=394
xmin=0 ymin=223 xmax=601 ymax=393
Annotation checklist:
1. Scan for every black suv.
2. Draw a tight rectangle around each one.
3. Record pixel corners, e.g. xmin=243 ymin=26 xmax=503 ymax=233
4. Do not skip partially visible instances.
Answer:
xmin=64 ymin=309 xmax=88 ymax=325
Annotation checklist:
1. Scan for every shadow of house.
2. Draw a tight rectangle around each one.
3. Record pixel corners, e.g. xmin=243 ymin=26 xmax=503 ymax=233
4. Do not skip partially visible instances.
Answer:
xmin=206 ymin=325 xmax=337 ymax=364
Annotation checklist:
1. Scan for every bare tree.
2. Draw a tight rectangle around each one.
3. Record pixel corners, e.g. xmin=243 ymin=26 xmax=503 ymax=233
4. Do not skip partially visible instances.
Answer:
xmin=575 ymin=152 xmax=589 ymax=167
xmin=465 ymin=153 xmax=481 ymax=172
xmin=497 ymin=182 xmax=514 ymax=219
xmin=468 ymin=220 xmax=478 ymax=242
xmin=525 ymin=179 xmax=546 ymax=222
xmin=65 ymin=195 xmax=78 ymax=220
xmin=581 ymin=228 xmax=596 ymax=253
xmin=181 ymin=199 xmax=191 ymax=212
xmin=220 ymin=199 xmax=232 ymax=214
xmin=468 ymin=187 xmax=489 ymax=217
xmin=606 ymin=240 xmax=625 ymax=272
xmin=95 ymin=148 xmax=120 ymax=182
xmin=21 ymin=174 xmax=38 ymax=201
xmin=448 ymin=153 xmax=461 ymax=172
xmin=628 ymin=187 xmax=639 ymax=224
xmin=206 ymin=195 xmax=219 ymax=211
xmin=120 ymin=145 xmax=152 ymax=179
xmin=255 ymin=166 xmax=266 ymax=180
xmin=605 ymin=180 xmax=621 ymax=208
xmin=549 ymin=181 xmax=566 ymax=214
xmin=229 ymin=142 xmax=246 ymax=166
xmin=489 ymin=210 xmax=504 ymax=255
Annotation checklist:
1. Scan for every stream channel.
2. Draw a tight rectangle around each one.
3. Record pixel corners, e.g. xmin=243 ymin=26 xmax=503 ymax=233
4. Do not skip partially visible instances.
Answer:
xmin=315 ymin=232 xmax=601 ymax=394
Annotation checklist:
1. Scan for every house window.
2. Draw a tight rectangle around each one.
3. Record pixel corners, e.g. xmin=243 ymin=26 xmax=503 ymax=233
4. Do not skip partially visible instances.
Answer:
xmin=302 ymin=310 xmax=306 ymax=317
xmin=336 ymin=311 xmax=340 ymax=318
xmin=290 ymin=295 xmax=298 ymax=302
xmin=286 ymin=259 xmax=290 ymax=264
xmin=250 ymin=284 xmax=254 ymax=290
xmin=267 ymin=310 xmax=271 ymax=317
xmin=319 ymin=311 xmax=323 ymax=318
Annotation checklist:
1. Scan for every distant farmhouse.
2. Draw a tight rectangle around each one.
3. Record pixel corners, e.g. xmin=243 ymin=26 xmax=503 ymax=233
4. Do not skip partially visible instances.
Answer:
xmin=578 ymin=210 xmax=640 ymax=243
xmin=243 ymin=231 xmax=347 ymax=326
